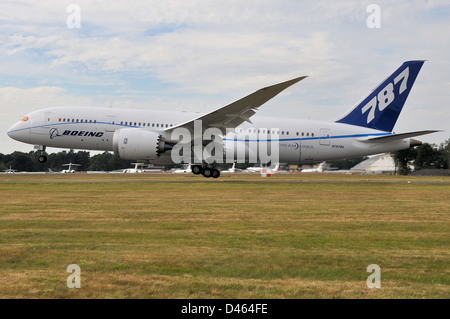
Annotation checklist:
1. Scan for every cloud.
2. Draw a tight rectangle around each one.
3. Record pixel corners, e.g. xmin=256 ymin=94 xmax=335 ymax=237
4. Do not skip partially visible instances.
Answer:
xmin=1 ymin=0 xmax=449 ymax=154
xmin=0 ymin=86 xmax=95 ymax=135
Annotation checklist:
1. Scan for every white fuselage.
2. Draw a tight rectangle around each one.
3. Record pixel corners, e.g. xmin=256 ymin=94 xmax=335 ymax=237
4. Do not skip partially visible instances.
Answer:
xmin=7 ymin=106 xmax=410 ymax=164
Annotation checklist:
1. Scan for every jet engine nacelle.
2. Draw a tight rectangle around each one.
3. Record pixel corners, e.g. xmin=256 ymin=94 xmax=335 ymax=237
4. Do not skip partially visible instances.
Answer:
xmin=113 ymin=128 xmax=166 ymax=160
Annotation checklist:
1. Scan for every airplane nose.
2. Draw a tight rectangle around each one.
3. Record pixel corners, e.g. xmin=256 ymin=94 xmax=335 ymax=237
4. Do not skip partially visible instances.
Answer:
xmin=7 ymin=122 xmax=21 ymax=140
xmin=7 ymin=126 xmax=16 ymax=139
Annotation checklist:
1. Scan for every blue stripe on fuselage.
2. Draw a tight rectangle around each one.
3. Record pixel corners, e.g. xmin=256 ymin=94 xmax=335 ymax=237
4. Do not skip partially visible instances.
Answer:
xmin=223 ymin=132 xmax=391 ymax=142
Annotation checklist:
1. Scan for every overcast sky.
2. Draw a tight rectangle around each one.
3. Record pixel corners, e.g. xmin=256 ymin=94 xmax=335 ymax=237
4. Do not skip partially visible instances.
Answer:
xmin=1 ymin=0 xmax=449 ymax=154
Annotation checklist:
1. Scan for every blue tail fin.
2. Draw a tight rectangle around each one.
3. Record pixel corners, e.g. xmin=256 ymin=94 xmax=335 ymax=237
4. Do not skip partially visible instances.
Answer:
xmin=336 ymin=60 xmax=425 ymax=132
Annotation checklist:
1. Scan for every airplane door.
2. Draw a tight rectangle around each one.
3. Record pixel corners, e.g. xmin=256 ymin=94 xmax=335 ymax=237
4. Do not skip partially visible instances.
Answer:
xmin=30 ymin=111 xmax=52 ymax=135
xmin=319 ymin=128 xmax=331 ymax=146
xmin=105 ymin=115 xmax=117 ymax=133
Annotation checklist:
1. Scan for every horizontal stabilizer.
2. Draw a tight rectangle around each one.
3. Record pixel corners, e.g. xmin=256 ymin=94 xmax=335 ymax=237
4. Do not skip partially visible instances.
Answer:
xmin=358 ymin=130 xmax=442 ymax=143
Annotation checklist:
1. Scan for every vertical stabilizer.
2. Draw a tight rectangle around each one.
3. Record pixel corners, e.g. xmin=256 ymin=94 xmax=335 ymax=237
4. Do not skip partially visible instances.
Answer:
xmin=336 ymin=60 xmax=425 ymax=132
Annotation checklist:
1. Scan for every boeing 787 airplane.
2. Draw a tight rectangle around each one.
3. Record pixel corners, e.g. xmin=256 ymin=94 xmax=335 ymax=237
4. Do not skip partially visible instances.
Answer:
xmin=7 ymin=60 xmax=439 ymax=178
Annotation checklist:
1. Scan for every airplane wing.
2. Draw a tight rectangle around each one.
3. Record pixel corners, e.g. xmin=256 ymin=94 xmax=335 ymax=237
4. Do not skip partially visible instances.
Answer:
xmin=357 ymin=130 xmax=442 ymax=143
xmin=163 ymin=76 xmax=307 ymax=137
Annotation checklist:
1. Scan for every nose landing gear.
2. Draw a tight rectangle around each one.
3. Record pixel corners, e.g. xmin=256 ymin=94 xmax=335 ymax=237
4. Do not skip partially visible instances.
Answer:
xmin=36 ymin=145 xmax=48 ymax=163
xmin=38 ymin=155 xmax=47 ymax=163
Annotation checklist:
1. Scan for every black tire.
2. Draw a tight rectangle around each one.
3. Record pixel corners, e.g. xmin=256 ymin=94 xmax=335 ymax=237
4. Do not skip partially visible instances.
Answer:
xmin=202 ymin=168 xmax=212 ymax=178
xmin=212 ymin=169 xmax=220 ymax=179
xmin=192 ymin=165 xmax=202 ymax=175
xmin=38 ymin=155 xmax=47 ymax=163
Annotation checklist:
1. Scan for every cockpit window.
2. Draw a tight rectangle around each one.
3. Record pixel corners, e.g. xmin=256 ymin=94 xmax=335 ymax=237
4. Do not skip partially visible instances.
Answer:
xmin=21 ymin=116 xmax=29 ymax=121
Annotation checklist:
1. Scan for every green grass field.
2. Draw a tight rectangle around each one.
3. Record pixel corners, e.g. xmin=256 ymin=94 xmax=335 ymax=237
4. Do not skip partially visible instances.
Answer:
xmin=0 ymin=173 xmax=448 ymax=298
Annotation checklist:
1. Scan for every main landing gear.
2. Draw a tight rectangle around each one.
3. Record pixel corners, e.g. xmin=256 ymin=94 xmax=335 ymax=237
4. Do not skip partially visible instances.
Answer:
xmin=37 ymin=145 xmax=48 ymax=163
xmin=192 ymin=165 xmax=221 ymax=178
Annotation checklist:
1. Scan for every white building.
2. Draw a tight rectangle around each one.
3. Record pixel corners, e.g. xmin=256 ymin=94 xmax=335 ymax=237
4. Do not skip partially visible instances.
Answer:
xmin=351 ymin=153 xmax=396 ymax=174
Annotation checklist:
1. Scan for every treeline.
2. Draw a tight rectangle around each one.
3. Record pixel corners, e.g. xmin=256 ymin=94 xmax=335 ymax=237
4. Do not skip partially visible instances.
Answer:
xmin=393 ymin=139 xmax=450 ymax=175
xmin=0 ymin=149 xmax=367 ymax=173
xmin=1 ymin=139 xmax=449 ymax=174
xmin=0 ymin=150 xmax=134 ymax=172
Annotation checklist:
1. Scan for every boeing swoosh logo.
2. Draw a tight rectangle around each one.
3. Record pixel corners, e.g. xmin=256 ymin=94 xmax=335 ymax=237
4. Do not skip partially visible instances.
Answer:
xmin=49 ymin=128 xmax=61 ymax=139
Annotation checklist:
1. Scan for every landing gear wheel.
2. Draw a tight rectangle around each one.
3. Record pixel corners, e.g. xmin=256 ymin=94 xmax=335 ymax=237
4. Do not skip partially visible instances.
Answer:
xmin=37 ymin=145 xmax=47 ymax=164
xmin=192 ymin=165 xmax=202 ymax=175
xmin=38 ymin=155 xmax=47 ymax=163
xmin=202 ymin=168 xmax=212 ymax=178
xmin=211 ymin=169 xmax=220 ymax=179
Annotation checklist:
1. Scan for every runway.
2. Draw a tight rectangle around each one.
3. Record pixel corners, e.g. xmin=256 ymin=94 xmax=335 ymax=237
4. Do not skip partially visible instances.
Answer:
xmin=1 ymin=173 xmax=448 ymax=184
